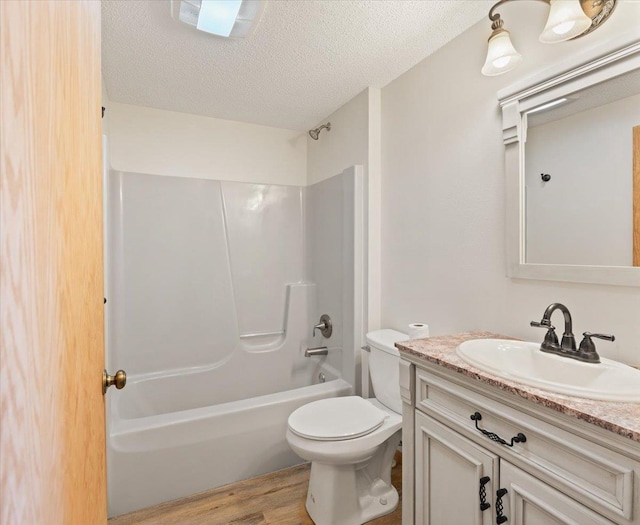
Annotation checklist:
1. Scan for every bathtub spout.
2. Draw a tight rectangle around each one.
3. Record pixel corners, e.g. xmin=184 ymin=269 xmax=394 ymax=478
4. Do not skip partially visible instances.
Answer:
xmin=305 ymin=346 xmax=328 ymax=357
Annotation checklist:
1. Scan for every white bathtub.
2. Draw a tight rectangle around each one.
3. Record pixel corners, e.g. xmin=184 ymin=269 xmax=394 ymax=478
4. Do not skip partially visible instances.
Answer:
xmin=107 ymin=369 xmax=352 ymax=517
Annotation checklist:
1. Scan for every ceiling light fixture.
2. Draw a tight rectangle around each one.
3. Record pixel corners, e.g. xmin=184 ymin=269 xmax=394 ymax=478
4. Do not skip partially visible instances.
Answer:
xmin=481 ymin=0 xmax=618 ymax=76
xmin=175 ymin=0 xmax=265 ymax=39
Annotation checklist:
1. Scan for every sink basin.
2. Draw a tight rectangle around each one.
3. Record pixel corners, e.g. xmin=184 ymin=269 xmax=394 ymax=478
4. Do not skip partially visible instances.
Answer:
xmin=456 ymin=339 xmax=640 ymax=402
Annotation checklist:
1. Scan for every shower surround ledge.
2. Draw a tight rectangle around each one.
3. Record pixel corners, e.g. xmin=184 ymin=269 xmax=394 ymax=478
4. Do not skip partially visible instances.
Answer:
xmin=397 ymin=332 xmax=640 ymax=442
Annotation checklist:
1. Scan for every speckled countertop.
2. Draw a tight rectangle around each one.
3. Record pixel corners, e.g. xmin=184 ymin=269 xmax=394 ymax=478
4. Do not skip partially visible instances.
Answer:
xmin=396 ymin=331 xmax=640 ymax=443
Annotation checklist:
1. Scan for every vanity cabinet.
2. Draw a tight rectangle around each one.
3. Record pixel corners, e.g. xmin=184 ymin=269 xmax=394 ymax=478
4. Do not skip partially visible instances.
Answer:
xmin=400 ymin=358 xmax=640 ymax=525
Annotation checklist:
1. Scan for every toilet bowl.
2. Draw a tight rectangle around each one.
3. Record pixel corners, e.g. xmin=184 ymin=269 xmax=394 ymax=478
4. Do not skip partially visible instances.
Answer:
xmin=286 ymin=329 xmax=408 ymax=525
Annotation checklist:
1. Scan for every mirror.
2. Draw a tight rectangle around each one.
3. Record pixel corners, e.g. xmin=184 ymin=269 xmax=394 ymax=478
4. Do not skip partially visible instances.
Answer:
xmin=524 ymin=68 xmax=640 ymax=267
xmin=499 ymin=42 xmax=640 ymax=286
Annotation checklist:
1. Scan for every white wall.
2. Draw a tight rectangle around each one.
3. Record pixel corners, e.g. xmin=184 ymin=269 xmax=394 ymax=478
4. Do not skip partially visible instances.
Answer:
xmin=307 ymin=89 xmax=370 ymax=185
xmin=108 ymin=102 xmax=307 ymax=186
xmin=307 ymin=87 xmax=383 ymax=334
xmin=381 ymin=3 xmax=640 ymax=365
xmin=526 ymin=93 xmax=640 ymax=266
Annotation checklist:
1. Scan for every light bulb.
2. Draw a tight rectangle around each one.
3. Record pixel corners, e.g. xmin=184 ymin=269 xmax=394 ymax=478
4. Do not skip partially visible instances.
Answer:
xmin=553 ymin=21 xmax=576 ymax=35
xmin=492 ymin=56 xmax=512 ymax=69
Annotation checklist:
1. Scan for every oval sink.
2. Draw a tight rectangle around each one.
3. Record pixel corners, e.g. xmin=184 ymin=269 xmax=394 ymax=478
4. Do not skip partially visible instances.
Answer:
xmin=456 ymin=339 xmax=640 ymax=402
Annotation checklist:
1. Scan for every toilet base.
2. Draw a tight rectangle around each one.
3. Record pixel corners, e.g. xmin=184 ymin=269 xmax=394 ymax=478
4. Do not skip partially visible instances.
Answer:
xmin=304 ymin=430 xmax=401 ymax=525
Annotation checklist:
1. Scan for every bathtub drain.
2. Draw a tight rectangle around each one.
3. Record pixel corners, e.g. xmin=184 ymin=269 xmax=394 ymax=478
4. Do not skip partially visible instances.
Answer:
xmin=318 ymin=372 xmax=326 ymax=383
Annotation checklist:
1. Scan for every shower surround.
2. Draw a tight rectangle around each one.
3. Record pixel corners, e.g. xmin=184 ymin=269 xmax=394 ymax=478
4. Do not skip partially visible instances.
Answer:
xmin=106 ymin=167 xmax=364 ymax=517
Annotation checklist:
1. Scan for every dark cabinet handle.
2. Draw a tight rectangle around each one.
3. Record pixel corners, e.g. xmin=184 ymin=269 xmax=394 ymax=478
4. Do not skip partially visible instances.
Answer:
xmin=470 ymin=412 xmax=526 ymax=447
xmin=479 ymin=476 xmax=490 ymax=511
xmin=496 ymin=488 xmax=508 ymax=524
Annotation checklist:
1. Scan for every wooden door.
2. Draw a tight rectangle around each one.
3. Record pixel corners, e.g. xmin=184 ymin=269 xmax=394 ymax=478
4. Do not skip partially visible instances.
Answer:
xmin=633 ymin=125 xmax=639 ymax=266
xmin=499 ymin=461 xmax=614 ymax=525
xmin=0 ymin=1 xmax=106 ymax=524
xmin=415 ymin=412 xmax=498 ymax=525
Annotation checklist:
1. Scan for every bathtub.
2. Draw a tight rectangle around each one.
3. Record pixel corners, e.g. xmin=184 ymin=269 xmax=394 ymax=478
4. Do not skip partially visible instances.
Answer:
xmin=107 ymin=365 xmax=352 ymax=517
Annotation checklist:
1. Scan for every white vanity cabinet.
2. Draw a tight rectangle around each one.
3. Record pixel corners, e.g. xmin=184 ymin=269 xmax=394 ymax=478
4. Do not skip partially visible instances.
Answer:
xmin=400 ymin=358 xmax=640 ymax=525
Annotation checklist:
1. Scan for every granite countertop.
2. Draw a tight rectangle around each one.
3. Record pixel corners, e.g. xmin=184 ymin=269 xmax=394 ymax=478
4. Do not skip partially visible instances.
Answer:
xmin=396 ymin=331 xmax=640 ymax=443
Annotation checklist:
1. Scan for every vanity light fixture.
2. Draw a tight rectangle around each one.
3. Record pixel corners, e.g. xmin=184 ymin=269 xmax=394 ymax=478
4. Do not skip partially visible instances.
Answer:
xmin=176 ymin=0 xmax=265 ymax=38
xmin=481 ymin=0 xmax=618 ymax=76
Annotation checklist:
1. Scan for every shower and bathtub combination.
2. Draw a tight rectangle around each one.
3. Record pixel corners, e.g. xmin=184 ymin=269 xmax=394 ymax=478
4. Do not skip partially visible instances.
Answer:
xmin=104 ymin=165 xmax=365 ymax=516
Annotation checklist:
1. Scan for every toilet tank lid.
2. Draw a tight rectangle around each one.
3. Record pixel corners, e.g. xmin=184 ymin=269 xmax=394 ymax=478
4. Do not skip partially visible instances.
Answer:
xmin=366 ymin=329 xmax=409 ymax=356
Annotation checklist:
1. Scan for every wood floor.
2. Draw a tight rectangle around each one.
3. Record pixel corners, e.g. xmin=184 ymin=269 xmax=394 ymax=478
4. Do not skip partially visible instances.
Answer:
xmin=109 ymin=453 xmax=402 ymax=525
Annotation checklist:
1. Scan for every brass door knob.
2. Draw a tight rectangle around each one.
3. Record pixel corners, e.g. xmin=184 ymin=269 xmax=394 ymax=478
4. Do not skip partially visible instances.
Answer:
xmin=103 ymin=369 xmax=127 ymax=395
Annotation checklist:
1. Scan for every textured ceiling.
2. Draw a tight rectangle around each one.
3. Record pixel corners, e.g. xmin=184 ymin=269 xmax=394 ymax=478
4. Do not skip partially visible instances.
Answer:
xmin=102 ymin=0 xmax=493 ymax=130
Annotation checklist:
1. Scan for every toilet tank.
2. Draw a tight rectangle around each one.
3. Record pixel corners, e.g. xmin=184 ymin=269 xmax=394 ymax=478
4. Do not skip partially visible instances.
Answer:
xmin=366 ymin=329 xmax=409 ymax=414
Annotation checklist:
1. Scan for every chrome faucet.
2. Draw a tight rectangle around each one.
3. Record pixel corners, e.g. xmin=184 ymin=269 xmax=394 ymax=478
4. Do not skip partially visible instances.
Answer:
xmin=531 ymin=303 xmax=614 ymax=363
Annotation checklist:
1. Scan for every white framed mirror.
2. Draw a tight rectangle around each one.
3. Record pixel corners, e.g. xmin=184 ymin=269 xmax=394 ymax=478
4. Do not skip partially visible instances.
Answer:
xmin=499 ymin=41 xmax=640 ymax=287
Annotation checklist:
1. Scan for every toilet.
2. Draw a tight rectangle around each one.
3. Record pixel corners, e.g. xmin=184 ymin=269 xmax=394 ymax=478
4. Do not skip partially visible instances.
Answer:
xmin=286 ymin=329 xmax=408 ymax=525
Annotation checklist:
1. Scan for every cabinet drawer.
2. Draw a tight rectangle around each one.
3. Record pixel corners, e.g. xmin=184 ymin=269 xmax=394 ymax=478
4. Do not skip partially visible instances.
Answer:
xmin=415 ymin=367 xmax=636 ymax=523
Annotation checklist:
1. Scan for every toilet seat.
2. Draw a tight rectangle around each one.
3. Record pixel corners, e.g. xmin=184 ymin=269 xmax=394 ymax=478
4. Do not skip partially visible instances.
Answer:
xmin=288 ymin=396 xmax=387 ymax=441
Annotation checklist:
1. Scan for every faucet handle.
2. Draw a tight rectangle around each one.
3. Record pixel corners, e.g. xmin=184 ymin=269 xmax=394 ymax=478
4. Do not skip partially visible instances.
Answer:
xmin=577 ymin=332 xmax=614 ymax=363
xmin=312 ymin=314 xmax=333 ymax=338
xmin=583 ymin=332 xmax=615 ymax=342
xmin=531 ymin=320 xmax=559 ymax=350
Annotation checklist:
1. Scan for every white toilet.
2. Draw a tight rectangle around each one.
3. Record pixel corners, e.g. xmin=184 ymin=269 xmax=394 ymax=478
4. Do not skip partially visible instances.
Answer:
xmin=286 ymin=329 xmax=408 ymax=525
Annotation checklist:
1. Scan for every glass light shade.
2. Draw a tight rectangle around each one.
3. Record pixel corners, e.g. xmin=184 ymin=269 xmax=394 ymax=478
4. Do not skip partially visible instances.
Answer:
xmin=177 ymin=0 xmax=265 ymax=38
xmin=197 ymin=0 xmax=243 ymax=37
xmin=482 ymin=29 xmax=523 ymax=76
xmin=540 ymin=0 xmax=592 ymax=43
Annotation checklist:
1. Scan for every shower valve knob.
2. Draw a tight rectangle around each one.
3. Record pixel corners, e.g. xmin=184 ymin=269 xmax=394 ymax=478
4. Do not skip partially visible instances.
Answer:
xmin=313 ymin=314 xmax=333 ymax=338
xmin=103 ymin=369 xmax=127 ymax=395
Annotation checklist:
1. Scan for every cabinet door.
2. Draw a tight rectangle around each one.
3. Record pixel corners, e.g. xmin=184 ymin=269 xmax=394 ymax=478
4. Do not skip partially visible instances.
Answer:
xmin=415 ymin=412 xmax=498 ymax=525
xmin=499 ymin=461 xmax=615 ymax=525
